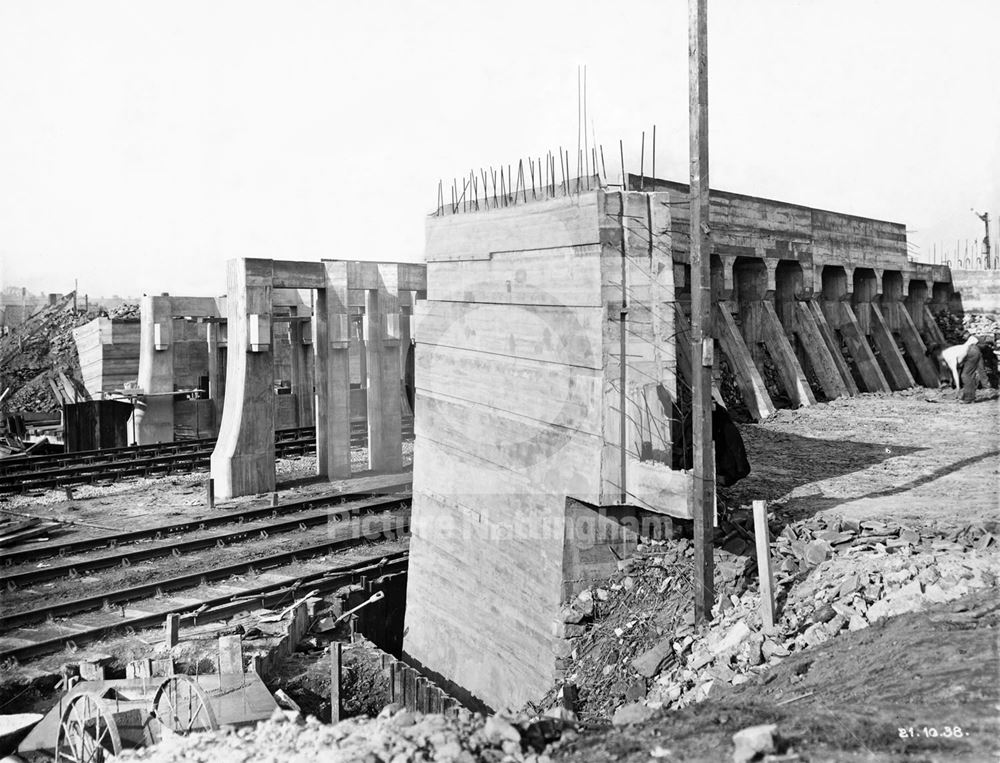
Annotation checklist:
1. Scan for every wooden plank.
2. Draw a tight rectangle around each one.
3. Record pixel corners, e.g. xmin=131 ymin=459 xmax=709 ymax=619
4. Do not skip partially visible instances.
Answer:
xmin=793 ymin=301 xmax=849 ymax=399
xmin=330 ymin=642 xmax=342 ymax=722
xmin=713 ymin=304 xmax=776 ymax=421
xmin=414 ymin=301 xmax=603 ymax=370
xmin=758 ymin=301 xmax=815 ymax=407
xmin=885 ymin=303 xmax=939 ymax=388
xmin=426 ymin=245 xmax=603 ymax=307
xmin=807 ymin=300 xmax=859 ymax=395
xmin=922 ymin=305 xmax=948 ymax=348
xmin=752 ymin=500 xmax=776 ymax=629
xmin=837 ymin=302 xmax=891 ymax=392
xmin=868 ymin=303 xmax=915 ymax=390
xmin=425 ymin=193 xmax=600 ymax=262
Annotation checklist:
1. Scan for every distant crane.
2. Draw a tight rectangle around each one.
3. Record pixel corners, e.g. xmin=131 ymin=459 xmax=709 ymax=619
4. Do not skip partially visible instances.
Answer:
xmin=972 ymin=209 xmax=991 ymax=269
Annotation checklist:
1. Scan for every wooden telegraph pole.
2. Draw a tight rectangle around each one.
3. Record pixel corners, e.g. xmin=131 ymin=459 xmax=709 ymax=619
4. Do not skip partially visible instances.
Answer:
xmin=689 ymin=0 xmax=715 ymax=623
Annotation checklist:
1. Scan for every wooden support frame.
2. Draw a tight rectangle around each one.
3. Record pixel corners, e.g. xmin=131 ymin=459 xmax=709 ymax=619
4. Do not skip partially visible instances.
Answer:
xmin=832 ymin=302 xmax=891 ymax=393
xmin=922 ymin=305 xmax=948 ymax=348
xmin=713 ymin=303 xmax=775 ymax=421
xmin=867 ymin=303 xmax=915 ymax=390
xmin=756 ymin=301 xmax=815 ymax=407
xmin=884 ymin=302 xmax=939 ymax=387
xmin=793 ymin=301 xmax=849 ymax=399
xmin=806 ymin=300 xmax=859 ymax=395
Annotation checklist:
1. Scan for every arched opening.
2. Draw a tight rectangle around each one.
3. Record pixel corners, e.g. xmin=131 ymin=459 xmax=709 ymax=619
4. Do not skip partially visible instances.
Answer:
xmin=931 ymin=282 xmax=952 ymax=306
xmin=852 ymin=268 xmax=878 ymax=305
xmin=881 ymin=271 xmax=903 ymax=303
xmin=822 ymin=266 xmax=847 ymax=301
xmin=774 ymin=260 xmax=803 ymax=328
xmin=733 ymin=257 xmax=768 ymax=304
xmin=907 ymin=279 xmax=928 ymax=305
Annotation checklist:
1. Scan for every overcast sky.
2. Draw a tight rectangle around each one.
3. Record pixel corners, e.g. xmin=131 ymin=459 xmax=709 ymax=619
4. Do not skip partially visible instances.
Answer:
xmin=1 ymin=0 xmax=998 ymax=299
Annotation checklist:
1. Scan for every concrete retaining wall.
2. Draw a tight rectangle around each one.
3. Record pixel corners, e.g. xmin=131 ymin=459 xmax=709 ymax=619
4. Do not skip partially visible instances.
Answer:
xmin=951 ymin=270 xmax=1000 ymax=315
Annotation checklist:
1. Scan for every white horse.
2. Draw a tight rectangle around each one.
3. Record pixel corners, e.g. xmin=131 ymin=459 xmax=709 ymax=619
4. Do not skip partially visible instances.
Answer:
xmin=940 ymin=336 xmax=978 ymax=389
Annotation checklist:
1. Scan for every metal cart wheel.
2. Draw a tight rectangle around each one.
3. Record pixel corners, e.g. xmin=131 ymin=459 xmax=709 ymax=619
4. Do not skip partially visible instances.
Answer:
xmin=56 ymin=691 xmax=123 ymax=763
xmin=149 ymin=674 xmax=219 ymax=741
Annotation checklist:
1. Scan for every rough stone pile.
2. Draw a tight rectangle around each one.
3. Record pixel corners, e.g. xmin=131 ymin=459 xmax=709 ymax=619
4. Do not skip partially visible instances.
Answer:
xmin=543 ymin=539 xmax=754 ymax=723
xmin=1 ymin=299 xmax=93 ymax=412
xmin=123 ymin=705 xmax=574 ymax=763
xmin=108 ymin=302 xmax=141 ymax=320
xmin=552 ymin=514 xmax=998 ymax=725
xmin=963 ymin=312 xmax=1000 ymax=339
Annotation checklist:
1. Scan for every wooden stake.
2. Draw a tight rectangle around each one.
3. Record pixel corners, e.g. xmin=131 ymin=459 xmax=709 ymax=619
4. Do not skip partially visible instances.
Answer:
xmin=164 ymin=613 xmax=180 ymax=648
xmin=752 ymin=500 xmax=775 ymax=629
xmin=689 ymin=0 xmax=715 ymax=624
xmin=330 ymin=641 xmax=342 ymax=722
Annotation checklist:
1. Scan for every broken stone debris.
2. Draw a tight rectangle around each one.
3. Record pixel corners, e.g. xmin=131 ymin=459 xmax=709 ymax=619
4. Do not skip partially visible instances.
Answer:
xmin=121 ymin=706 xmax=576 ymax=763
xmin=732 ymin=723 xmax=778 ymax=763
xmin=545 ymin=513 xmax=999 ymax=722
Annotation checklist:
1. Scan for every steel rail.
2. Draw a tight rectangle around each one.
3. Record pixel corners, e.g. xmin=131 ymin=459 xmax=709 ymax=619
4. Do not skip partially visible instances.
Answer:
xmin=0 ymin=496 xmax=411 ymax=588
xmin=0 ymin=515 xmax=410 ymax=632
xmin=0 ymin=483 xmax=411 ymax=566
xmin=1 ymin=420 xmax=414 ymax=474
xmin=0 ymin=427 xmax=414 ymax=492
xmin=0 ymin=551 xmax=409 ymax=664
xmin=0 ymin=426 xmax=316 ymax=473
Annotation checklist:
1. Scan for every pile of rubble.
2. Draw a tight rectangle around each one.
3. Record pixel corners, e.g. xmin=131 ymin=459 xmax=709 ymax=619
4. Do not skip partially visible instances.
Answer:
xmin=963 ymin=312 xmax=1000 ymax=338
xmin=123 ymin=705 xmax=573 ymax=763
xmin=0 ymin=296 xmax=94 ymax=412
xmin=550 ymin=513 xmax=998 ymax=725
xmin=108 ymin=302 xmax=140 ymax=320
xmin=543 ymin=539 xmax=754 ymax=723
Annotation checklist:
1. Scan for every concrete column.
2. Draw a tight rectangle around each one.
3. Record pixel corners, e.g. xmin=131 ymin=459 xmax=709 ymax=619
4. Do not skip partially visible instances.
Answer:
xmin=365 ymin=265 xmax=403 ymax=472
xmin=764 ymin=258 xmax=778 ymax=296
xmin=288 ymin=317 xmax=314 ymax=428
xmin=210 ymin=259 xmax=275 ymax=499
xmin=206 ymin=320 xmax=226 ymax=437
xmin=135 ymin=295 xmax=175 ymax=444
xmin=315 ymin=261 xmax=352 ymax=480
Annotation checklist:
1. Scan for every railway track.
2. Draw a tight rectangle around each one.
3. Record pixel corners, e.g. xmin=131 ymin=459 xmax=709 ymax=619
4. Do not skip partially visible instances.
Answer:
xmin=0 ymin=490 xmax=411 ymax=663
xmin=0 ymin=486 xmax=411 ymax=587
xmin=0 ymin=419 xmax=413 ymax=493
